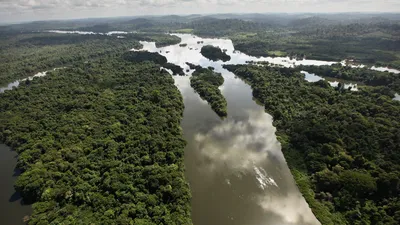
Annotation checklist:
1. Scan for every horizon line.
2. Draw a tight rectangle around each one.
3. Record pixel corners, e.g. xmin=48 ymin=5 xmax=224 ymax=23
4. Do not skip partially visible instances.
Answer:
xmin=2 ymin=11 xmax=400 ymax=26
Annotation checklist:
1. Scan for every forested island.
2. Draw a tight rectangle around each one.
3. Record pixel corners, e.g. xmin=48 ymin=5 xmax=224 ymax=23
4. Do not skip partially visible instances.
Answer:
xmin=200 ymin=45 xmax=231 ymax=62
xmin=190 ymin=65 xmax=227 ymax=117
xmin=163 ymin=63 xmax=185 ymax=76
xmin=224 ymin=64 xmax=400 ymax=225
xmin=0 ymin=55 xmax=192 ymax=224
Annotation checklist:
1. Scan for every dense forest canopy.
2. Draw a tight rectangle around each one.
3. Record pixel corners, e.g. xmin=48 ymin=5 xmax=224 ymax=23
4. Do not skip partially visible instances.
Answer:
xmin=200 ymin=45 xmax=231 ymax=62
xmin=297 ymin=64 xmax=400 ymax=93
xmin=0 ymin=33 xmax=140 ymax=85
xmin=2 ymin=13 xmax=399 ymax=68
xmin=0 ymin=55 xmax=192 ymax=224
xmin=189 ymin=65 xmax=227 ymax=117
xmin=1 ymin=12 xmax=400 ymax=225
xmin=230 ymin=22 xmax=400 ymax=68
xmin=224 ymin=64 xmax=400 ymax=225
xmin=122 ymin=51 xmax=184 ymax=76
xmin=0 ymin=32 xmax=181 ymax=85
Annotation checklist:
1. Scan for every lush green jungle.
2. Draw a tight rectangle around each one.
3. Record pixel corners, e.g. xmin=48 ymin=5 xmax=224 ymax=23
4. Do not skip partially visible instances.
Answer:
xmin=0 ymin=55 xmax=191 ymax=224
xmin=1 ymin=12 xmax=400 ymax=225
xmin=200 ymin=45 xmax=231 ymax=62
xmin=230 ymin=23 xmax=400 ymax=68
xmin=2 ymin=13 xmax=399 ymax=69
xmin=296 ymin=64 xmax=400 ymax=93
xmin=189 ymin=65 xmax=227 ymax=117
xmin=122 ymin=51 xmax=184 ymax=76
xmin=224 ymin=64 xmax=400 ymax=225
xmin=0 ymin=32 xmax=180 ymax=85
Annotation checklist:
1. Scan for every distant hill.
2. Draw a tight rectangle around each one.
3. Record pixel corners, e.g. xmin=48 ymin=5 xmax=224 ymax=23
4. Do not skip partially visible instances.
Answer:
xmin=124 ymin=18 xmax=156 ymax=29
xmin=289 ymin=16 xmax=335 ymax=28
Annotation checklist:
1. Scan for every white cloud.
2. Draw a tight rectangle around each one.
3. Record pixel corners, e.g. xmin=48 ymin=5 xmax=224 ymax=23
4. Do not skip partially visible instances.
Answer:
xmin=0 ymin=0 xmax=399 ymax=23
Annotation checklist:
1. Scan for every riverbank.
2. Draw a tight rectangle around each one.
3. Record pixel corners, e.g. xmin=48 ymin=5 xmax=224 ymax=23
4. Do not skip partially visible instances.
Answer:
xmin=0 ymin=57 xmax=191 ymax=224
xmin=224 ymin=64 xmax=400 ymax=225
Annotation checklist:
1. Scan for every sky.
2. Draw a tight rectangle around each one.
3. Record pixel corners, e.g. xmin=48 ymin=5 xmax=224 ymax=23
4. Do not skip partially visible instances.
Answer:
xmin=0 ymin=0 xmax=399 ymax=23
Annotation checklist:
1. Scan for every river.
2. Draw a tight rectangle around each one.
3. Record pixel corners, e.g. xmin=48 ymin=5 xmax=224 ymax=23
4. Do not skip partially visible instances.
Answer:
xmin=0 ymin=71 xmax=48 ymax=93
xmin=0 ymin=144 xmax=31 ymax=224
xmin=135 ymin=34 xmax=321 ymax=225
xmin=1 ymin=32 xmax=399 ymax=224
xmin=301 ymin=71 xmax=359 ymax=91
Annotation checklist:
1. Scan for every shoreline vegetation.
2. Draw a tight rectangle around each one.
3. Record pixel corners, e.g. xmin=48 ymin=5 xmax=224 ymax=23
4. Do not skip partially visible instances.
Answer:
xmin=1 ymin=13 xmax=400 ymax=225
xmin=296 ymin=64 xmax=400 ymax=93
xmin=200 ymin=45 xmax=231 ymax=62
xmin=189 ymin=64 xmax=227 ymax=118
xmin=0 ymin=32 xmax=181 ymax=86
xmin=122 ymin=51 xmax=184 ymax=76
xmin=2 ymin=13 xmax=399 ymax=69
xmin=0 ymin=54 xmax=192 ymax=224
xmin=224 ymin=64 xmax=400 ymax=225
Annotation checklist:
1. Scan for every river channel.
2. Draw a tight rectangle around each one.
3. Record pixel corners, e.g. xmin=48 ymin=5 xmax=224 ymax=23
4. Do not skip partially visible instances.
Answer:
xmin=135 ymin=34 xmax=321 ymax=225
xmin=1 ymin=32 xmax=399 ymax=224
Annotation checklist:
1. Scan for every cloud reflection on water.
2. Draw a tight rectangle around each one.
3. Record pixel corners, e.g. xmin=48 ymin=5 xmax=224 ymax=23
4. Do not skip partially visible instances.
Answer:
xmin=191 ymin=108 xmax=319 ymax=225
xmin=257 ymin=192 xmax=320 ymax=225
xmin=193 ymin=109 xmax=279 ymax=173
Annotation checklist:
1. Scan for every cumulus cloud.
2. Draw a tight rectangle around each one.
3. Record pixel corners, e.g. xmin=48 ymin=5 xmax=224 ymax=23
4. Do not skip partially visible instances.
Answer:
xmin=0 ymin=0 xmax=398 ymax=23
xmin=1 ymin=0 xmax=398 ymax=12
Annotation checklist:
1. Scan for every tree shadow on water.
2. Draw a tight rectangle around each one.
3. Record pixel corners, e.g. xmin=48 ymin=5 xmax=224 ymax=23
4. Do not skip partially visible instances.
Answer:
xmin=9 ymin=191 xmax=31 ymax=206
xmin=13 ymin=167 xmax=22 ymax=177
xmin=9 ymin=191 xmax=22 ymax=203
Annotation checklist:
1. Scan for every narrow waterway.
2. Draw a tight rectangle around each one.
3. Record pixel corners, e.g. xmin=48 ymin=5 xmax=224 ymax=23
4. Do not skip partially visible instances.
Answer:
xmin=0 ymin=71 xmax=48 ymax=93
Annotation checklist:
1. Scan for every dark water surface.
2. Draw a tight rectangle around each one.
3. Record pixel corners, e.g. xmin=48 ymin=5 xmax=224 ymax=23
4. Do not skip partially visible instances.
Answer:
xmin=0 ymin=144 xmax=31 ymax=224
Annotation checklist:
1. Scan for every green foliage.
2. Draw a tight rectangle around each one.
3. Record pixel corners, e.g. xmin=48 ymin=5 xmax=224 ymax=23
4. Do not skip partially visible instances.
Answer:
xmin=224 ymin=64 xmax=400 ymax=225
xmin=163 ymin=63 xmax=185 ymax=76
xmin=200 ymin=45 xmax=231 ymax=62
xmin=122 ymin=51 xmax=185 ymax=76
xmin=0 ymin=55 xmax=192 ymax=224
xmin=122 ymin=51 xmax=167 ymax=65
xmin=231 ymin=23 xmax=400 ymax=68
xmin=0 ymin=33 xmax=141 ymax=85
xmin=189 ymin=18 xmax=267 ymax=37
xmin=297 ymin=63 xmax=400 ymax=92
xmin=0 ymin=32 xmax=181 ymax=86
xmin=174 ymin=29 xmax=193 ymax=34
xmin=123 ymin=33 xmax=181 ymax=48
xmin=190 ymin=66 xmax=227 ymax=117
xmin=339 ymin=170 xmax=377 ymax=196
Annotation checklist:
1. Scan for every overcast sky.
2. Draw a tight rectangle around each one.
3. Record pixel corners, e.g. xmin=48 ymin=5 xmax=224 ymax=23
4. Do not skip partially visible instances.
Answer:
xmin=1 ymin=0 xmax=399 ymax=23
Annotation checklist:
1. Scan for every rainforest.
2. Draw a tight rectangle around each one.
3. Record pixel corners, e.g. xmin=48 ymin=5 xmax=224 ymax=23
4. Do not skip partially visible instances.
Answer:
xmin=0 ymin=12 xmax=400 ymax=225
